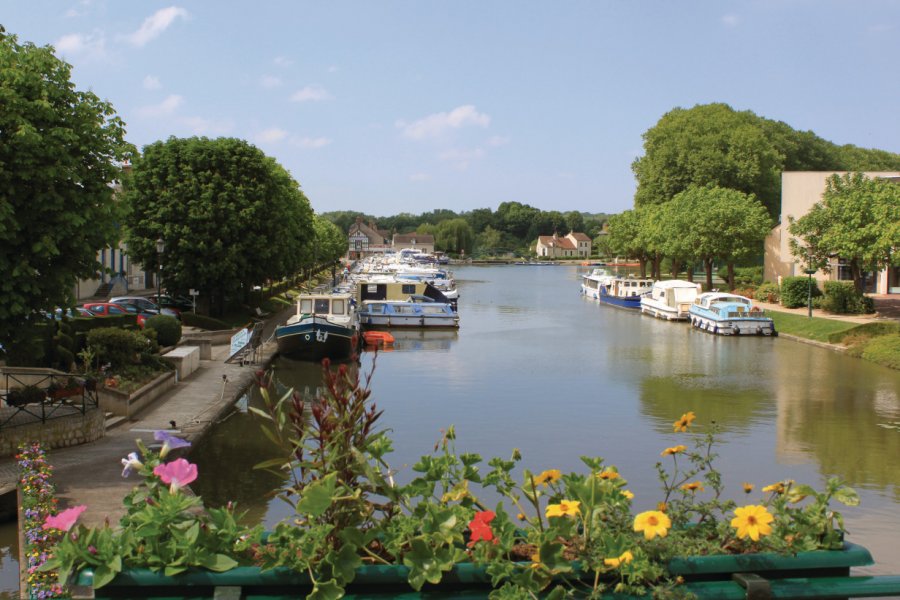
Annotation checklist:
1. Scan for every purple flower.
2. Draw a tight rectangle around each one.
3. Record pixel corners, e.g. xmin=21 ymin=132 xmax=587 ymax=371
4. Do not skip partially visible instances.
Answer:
xmin=154 ymin=430 xmax=191 ymax=458
xmin=121 ymin=452 xmax=143 ymax=477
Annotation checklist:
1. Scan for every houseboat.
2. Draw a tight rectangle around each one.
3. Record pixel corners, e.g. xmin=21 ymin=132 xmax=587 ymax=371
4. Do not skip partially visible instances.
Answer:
xmin=357 ymin=297 xmax=460 ymax=329
xmin=355 ymin=278 xmax=455 ymax=308
xmin=688 ymin=292 xmax=776 ymax=336
xmin=641 ymin=280 xmax=703 ymax=320
xmin=597 ymin=276 xmax=654 ymax=309
xmin=580 ymin=268 xmax=613 ymax=300
xmin=274 ymin=292 xmax=358 ymax=360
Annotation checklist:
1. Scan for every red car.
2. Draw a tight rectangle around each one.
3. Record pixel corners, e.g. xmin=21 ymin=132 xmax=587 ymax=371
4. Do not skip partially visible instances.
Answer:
xmin=81 ymin=302 xmax=148 ymax=328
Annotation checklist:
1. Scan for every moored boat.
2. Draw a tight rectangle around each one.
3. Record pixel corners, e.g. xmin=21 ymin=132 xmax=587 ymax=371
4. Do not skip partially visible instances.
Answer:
xmin=358 ymin=298 xmax=460 ymax=329
xmin=641 ymin=280 xmax=703 ymax=320
xmin=580 ymin=268 xmax=613 ymax=300
xmin=688 ymin=292 xmax=776 ymax=336
xmin=274 ymin=293 xmax=359 ymax=360
xmin=597 ymin=276 xmax=654 ymax=309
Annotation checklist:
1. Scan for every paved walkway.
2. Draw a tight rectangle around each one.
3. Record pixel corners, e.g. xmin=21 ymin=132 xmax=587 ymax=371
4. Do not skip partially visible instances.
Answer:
xmin=755 ymin=294 xmax=900 ymax=324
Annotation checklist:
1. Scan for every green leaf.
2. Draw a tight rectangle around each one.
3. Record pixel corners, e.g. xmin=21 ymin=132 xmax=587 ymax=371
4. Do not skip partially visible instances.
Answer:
xmin=297 ymin=472 xmax=337 ymax=517
xmin=92 ymin=564 xmax=117 ymax=589
xmin=308 ymin=579 xmax=344 ymax=600
xmin=331 ymin=544 xmax=362 ymax=583
xmin=200 ymin=553 xmax=239 ymax=572
xmin=253 ymin=457 xmax=291 ymax=471
xmin=833 ymin=486 xmax=860 ymax=506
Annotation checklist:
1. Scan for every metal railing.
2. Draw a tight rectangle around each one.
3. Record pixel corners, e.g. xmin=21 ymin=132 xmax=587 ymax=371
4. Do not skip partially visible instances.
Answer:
xmin=0 ymin=370 xmax=100 ymax=431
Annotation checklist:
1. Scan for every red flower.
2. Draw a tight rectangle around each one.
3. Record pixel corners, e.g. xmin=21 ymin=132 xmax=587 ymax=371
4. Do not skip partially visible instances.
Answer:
xmin=467 ymin=510 xmax=498 ymax=547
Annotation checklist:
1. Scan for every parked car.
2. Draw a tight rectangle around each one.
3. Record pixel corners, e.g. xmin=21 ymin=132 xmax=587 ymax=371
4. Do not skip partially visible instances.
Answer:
xmin=157 ymin=293 xmax=194 ymax=311
xmin=81 ymin=302 xmax=148 ymax=328
xmin=52 ymin=307 xmax=94 ymax=320
xmin=110 ymin=296 xmax=181 ymax=321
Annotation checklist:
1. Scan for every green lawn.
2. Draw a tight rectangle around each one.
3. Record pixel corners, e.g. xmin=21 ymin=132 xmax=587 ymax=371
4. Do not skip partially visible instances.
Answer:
xmin=764 ymin=310 xmax=858 ymax=343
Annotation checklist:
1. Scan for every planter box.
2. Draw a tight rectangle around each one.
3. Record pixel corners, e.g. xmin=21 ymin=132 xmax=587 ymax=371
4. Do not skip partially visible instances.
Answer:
xmin=70 ymin=542 xmax=876 ymax=599
xmin=97 ymin=371 xmax=176 ymax=418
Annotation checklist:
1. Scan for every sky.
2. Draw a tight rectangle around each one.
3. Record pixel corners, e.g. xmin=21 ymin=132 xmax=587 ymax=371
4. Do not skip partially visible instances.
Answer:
xmin=3 ymin=1 xmax=899 ymax=217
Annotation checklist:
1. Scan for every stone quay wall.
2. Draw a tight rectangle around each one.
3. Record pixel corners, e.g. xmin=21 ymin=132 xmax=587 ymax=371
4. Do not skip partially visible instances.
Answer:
xmin=0 ymin=408 xmax=104 ymax=457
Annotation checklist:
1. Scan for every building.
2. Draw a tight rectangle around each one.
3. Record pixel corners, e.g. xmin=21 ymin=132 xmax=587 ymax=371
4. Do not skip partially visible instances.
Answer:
xmin=535 ymin=232 xmax=592 ymax=259
xmin=347 ymin=217 xmax=391 ymax=259
xmin=392 ymin=233 xmax=434 ymax=255
xmin=764 ymin=171 xmax=900 ymax=294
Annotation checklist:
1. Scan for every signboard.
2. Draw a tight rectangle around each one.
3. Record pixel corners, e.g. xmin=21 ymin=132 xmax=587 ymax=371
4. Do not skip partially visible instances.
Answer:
xmin=229 ymin=327 xmax=251 ymax=358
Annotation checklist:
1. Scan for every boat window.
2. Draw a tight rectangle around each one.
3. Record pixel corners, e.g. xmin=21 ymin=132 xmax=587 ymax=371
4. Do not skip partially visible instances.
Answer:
xmin=402 ymin=284 xmax=416 ymax=294
xmin=422 ymin=306 xmax=446 ymax=314
xmin=366 ymin=303 xmax=385 ymax=314
xmin=395 ymin=305 xmax=417 ymax=314
xmin=332 ymin=299 xmax=345 ymax=314
xmin=314 ymin=299 xmax=330 ymax=314
xmin=300 ymin=299 xmax=313 ymax=313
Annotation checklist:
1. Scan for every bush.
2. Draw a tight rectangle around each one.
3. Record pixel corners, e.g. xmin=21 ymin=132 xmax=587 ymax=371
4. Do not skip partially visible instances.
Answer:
xmin=821 ymin=281 xmax=874 ymax=314
xmin=733 ymin=266 xmax=763 ymax=287
xmin=181 ymin=312 xmax=231 ymax=330
xmin=859 ymin=334 xmax=900 ymax=370
xmin=756 ymin=282 xmax=780 ymax=304
xmin=145 ymin=315 xmax=182 ymax=347
xmin=780 ymin=276 xmax=821 ymax=308
xmin=86 ymin=327 xmax=152 ymax=370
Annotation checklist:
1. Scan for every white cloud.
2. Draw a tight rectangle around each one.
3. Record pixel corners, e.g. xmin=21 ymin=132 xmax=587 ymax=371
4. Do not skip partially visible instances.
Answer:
xmin=722 ymin=14 xmax=740 ymax=27
xmin=292 ymin=136 xmax=332 ymax=149
xmin=397 ymin=105 xmax=490 ymax=140
xmin=290 ymin=85 xmax=331 ymax=102
xmin=257 ymin=128 xmax=288 ymax=143
xmin=274 ymin=56 xmax=293 ymax=67
xmin=143 ymin=75 xmax=162 ymax=90
xmin=409 ymin=173 xmax=430 ymax=182
xmin=64 ymin=0 xmax=93 ymax=18
xmin=54 ymin=31 xmax=107 ymax=60
xmin=260 ymin=75 xmax=282 ymax=89
xmin=438 ymin=147 xmax=485 ymax=170
xmin=136 ymin=94 xmax=183 ymax=118
xmin=122 ymin=6 xmax=188 ymax=47
xmin=486 ymin=135 xmax=509 ymax=147
xmin=180 ymin=116 xmax=233 ymax=135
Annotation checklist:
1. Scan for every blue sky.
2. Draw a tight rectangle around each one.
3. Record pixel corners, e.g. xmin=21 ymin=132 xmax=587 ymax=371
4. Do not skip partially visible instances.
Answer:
xmin=4 ymin=1 xmax=899 ymax=216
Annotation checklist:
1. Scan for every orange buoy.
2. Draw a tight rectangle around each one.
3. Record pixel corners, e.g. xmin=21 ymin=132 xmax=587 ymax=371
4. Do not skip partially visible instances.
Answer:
xmin=363 ymin=331 xmax=395 ymax=346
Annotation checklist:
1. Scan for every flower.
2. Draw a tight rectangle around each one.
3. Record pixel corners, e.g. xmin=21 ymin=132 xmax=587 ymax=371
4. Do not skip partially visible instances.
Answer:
xmin=467 ymin=510 xmax=497 ymax=547
xmin=533 ymin=469 xmax=561 ymax=487
xmin=546 ymin=500 xmax=581 ymax=518
xmin=597 ymin=469 xmax=620 ymax=480
xmin=673 ymin=411 xmax=696 ymax=432
xmin=604 ymin=550 xmax=634 ymax=568
xmin=622 ymin=490 xmax=635 ymax=500
xmin=680 ymin=481 xmax=705 ymax=493
xmin=731 ymin=505 xmax=774 ymax=541
xmin=155 ymin=430 xmax=191 ymax=459
xmin=661 ymin=445 xmax=687 ymax=456
xmin=634 ymin=510 xmax=671 ymax=540
xmin=120 ymin=452 xmax=143 ymax=478
xmin=742 ymin=482 xmax=755 ymax=494
xmin=762 ymin=482 xmax=786 ymax=494
xmin=153 ymin=458 xmax=198 ymax=492
xmin=43 ymin=505 xmax=87 ymax=532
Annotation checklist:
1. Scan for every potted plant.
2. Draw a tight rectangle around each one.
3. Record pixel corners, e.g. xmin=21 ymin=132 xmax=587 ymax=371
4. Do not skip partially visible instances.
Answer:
xmin=6 ymin=384 xmax=46 ymax=407
xmin=47 ymin=376 xmax=84 ymax=400
xmin=42 ymin=364 xmax=869 ymax=599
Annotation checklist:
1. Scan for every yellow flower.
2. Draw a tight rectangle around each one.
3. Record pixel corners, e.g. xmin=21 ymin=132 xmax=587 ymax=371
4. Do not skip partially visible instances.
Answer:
xmin=633 ymin=510 xmax=671 ymax=540
xmin=680 ymin=481 xmax=705 ymax=493
xmin=546 ymin=500 xmax=581 ymax=518
xmin=597 ymin=469 xmax=620 ymax=480
xmin=762 ymin=482 xmax=786 ymax=494
xmin=533 ymin=469 xmax=562 ymax=487
xmin=661 ymin=445 xmax=687 ymax=456
xmin=517 ymin=512 xmax=527 ymax=521
xmin=742 ymin=482 xmax=754 ymax=494
xmin=604 ymin=550 xmax=634 ymax=568
xmin=673 ymin=411 xmax=696 ymax=432
xmin=622 ymin=490 xmax=635 ymax=500
xmin=731 ymin=504 xmax=774 ymax=541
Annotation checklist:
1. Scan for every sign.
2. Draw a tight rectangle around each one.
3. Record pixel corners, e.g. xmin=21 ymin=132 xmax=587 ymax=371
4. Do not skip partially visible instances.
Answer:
xmin=229 ymin=327 xmax=251 ymax=358
xmin=189 ymin=289 xmax=199 ymax=296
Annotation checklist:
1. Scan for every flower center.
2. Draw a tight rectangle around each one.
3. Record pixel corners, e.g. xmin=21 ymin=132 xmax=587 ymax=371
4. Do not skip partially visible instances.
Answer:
xmin=648 ymin=515 xmax=659 ymax=526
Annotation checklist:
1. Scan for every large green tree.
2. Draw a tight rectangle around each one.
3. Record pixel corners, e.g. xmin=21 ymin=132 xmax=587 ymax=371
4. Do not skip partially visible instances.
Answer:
xmin=123 ymin=137 xmax=313 ymax=315
xmin=0 ymin=28 xmax=132 ymax=348
xmin=435 ymin=218 xmax=474 ymax=255
xmin=789 ymin=173 xmax=900 ymax=292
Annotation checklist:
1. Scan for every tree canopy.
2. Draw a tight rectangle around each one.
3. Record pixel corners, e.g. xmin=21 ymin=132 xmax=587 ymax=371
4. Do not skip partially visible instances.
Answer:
xmin=0 ymin=28 xmax=132 ymax=347
xmin=122 ymin=136 xmax=313 ymax=315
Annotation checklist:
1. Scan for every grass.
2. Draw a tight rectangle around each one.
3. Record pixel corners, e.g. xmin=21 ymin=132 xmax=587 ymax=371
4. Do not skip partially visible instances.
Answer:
xmin=764 ymin=310 xmax=858 ymax=343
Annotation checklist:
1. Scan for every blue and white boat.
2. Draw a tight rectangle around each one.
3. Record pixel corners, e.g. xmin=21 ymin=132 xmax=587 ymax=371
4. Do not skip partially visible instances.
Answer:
xmin=275 ymin=292 xmax=359 ymax=360
xmin=597 ymin=276 xmax=654 ymax=309
xmin=358 ymin=297 xmax=459 ymax=329
xmin=688 ymin=292 xmax=776 ymax=336
xmin=580 ymin=268 xmax=613 ymax=300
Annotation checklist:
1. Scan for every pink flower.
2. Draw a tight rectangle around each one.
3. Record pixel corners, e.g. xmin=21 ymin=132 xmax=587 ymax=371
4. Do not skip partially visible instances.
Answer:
xmin=153 ymin=458 xmax=198 ymax=492
xmin=43 ymin=505 xmax=87 ymax=532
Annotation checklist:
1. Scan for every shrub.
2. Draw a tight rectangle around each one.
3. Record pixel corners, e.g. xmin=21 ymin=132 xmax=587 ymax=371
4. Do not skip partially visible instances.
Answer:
xmin=859 ymin=334 xmax=900 ymax=370
xmin=181 ymin=312 xmax=231 ymax=330
xmin=145 ymin=314 xmax=182 ymax=347
xmin=780 ymin=276 xmax=821 ymax=308
xmin=86 ymin=327 xmax=151 ymax=370
xmin=821 ymin=281 xmax=874 ymax=314
xmin=733 ymin=266 xmax=763 ymax=287
xmin=756 ymin=282 xmax=780 ymax=304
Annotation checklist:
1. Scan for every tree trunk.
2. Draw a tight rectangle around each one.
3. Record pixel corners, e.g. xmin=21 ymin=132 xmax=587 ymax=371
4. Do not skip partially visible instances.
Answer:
xmin=670 ymin=259 xmax=682 ymax=279
xmin=686 ymin=263 xmax=695 ymax=283
xmin=639 ymin=258 xmax=647 ymax=278
xmin=705 ymin=258 xmax=714 ymax=291
xmin=727 ymin=263 xmax=735 ymax=290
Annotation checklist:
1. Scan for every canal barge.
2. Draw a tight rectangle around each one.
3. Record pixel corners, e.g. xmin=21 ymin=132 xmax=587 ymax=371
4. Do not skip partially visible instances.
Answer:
xmin=274 ymin=292 xmax=359 ymax=360
xmin=641 ymin=280 xmax=703 ymax=320
xmin=357 ymin=297 xmax=460 ymax=329
xmin=688 ymin=292 xmax=776 ymax=336
xmin=580 ymin=268 xmax=613 ymax=300
xmin=597 ymin=276 xmax=654 ymax=309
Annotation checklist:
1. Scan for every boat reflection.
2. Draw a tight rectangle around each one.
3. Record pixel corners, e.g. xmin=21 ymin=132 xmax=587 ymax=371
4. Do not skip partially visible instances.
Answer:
xmin=361 ymin=329 xmax=459 ymax=353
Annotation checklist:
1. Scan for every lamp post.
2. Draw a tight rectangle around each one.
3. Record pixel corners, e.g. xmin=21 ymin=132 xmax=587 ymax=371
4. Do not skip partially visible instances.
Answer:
xmin=155 ymin=238 xmax=165 ymax=309
xmin=804 ymin=267 xmax=816 ymax=318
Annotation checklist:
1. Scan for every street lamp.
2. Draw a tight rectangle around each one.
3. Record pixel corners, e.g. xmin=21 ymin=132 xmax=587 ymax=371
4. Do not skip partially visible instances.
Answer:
xmin=155 ymin=238 xmax=165 ymax=309
xmin=804 ymin=266 xmax=816 ymax=318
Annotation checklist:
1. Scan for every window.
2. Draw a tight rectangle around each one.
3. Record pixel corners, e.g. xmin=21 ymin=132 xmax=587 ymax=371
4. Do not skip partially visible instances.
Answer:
xmin=332 ymin=299 xmax=345 ymax=314
xmin=300 ymin=299 xmax=313 ymax=313
xmin=314 ymin=299 xmax=330 ymax=314
xmin=402 ymin=284 xmax=416 ymax=295
xmin=366 ymin=303 xmax=385 ymax=314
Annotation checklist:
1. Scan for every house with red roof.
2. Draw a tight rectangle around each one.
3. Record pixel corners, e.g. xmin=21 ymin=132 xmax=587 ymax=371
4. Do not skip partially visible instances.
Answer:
xmin=535 ymin=232 xmax=592 ymax=258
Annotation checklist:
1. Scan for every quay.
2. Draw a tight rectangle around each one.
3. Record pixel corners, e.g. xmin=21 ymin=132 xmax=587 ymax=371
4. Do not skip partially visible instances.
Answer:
xmin=0 ymin=307 xmax=292 ymax=528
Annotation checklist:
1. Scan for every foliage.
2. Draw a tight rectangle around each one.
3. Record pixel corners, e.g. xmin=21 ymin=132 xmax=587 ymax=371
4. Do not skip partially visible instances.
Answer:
xmin=180 ymin=312 xmax=231 ymax=331
xmin=858 ymin=334 xmax=900 ymax=371
xmin=756 ymin=282 xmax=781 ymax=303
xmin=435 ymin=218 xmax=475 ymax=255
xmin=0 ymin=28 xmax=133 ymax=350
xmin=821 ymin=281 xmax=875 ymax=315
xmin=122 ymin=136 xmax=314 ymax=316
xmin=144 ymin=314 xmax=182 ymax=347
xmin=311 ymin=215 xmax=347 ymax=268
xmin=779 ymin=276 xmax=821 ymax=309
xmin=733 ymin=266 xmax=763 ymax=287
xmin=86 ymin=327 xmax=154 ymax=370
xmin=789 ymin=173 xmax=900 ymax=293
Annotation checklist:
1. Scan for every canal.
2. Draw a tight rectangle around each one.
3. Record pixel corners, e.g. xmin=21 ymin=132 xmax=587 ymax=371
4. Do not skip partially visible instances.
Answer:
xmin=3 ymin=263 xmax=900 ymax=596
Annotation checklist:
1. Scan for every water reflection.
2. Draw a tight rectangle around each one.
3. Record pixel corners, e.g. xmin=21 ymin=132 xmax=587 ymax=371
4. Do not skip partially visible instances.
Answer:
xmin=363 ymin=329 xmax=459 ymax=353
xmin=0 ymin=522 xmax=17 ymax=598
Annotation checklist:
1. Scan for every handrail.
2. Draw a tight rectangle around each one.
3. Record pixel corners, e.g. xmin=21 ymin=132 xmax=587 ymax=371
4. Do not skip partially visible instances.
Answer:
xmin=0 ymin=370 xmax=99 ymax=431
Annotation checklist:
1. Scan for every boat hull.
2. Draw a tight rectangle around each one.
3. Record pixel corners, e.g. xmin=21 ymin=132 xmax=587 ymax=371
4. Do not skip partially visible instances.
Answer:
xmin=688 ymin=312 xmax=777 ymax=336
xmin=641 ymin=302 xmax=690 ymax=320
xmin=275 ymin=320 xmax=359 ymax=360
xmin=598 ymin=288 xmax=643 ymax=309
xmin=359 ymin=314 xmax=459 ymax=328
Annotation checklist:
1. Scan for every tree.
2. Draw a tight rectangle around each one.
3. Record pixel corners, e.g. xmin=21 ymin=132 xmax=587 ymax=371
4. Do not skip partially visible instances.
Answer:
xmin=606 ymin=209 xmax=650 ymax=276
xmin=789 ymin=173 xmax=900 ymax=292
xmin=564 ymin=211 xmax=586 ymax=235
xmin=123 ymin=137 xmax=313 ymax=316
xmin=474 ymin=226 xmax=504 ymax=256
xmin=0 ymin=28 xmax=133 ymax=350
xmin=435 ymin=218 xmax=474 ymax=255
xmin=496 ymin=201 xmax=540 ymax=239
xmin=464 ymin=208 xmax=495 ymax=234
xmin=312 ymin=216 xmax=347 ymax=267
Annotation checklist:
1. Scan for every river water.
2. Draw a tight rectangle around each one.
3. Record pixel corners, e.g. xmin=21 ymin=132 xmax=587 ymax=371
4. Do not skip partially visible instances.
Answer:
xmin=3 ymin=263 xmax=900 ymax=595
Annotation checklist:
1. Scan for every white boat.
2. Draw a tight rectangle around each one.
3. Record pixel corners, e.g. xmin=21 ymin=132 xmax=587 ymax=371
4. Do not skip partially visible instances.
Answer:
xmin=688 ymin=292 xmax=776 ymax=336
xmin=357 ymin=297 xmax=460 ymax=329
xmin=580 ymin=268 xmax=614 ymax=300
xmin=641 ymin=280 xmax=703 ymax=321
